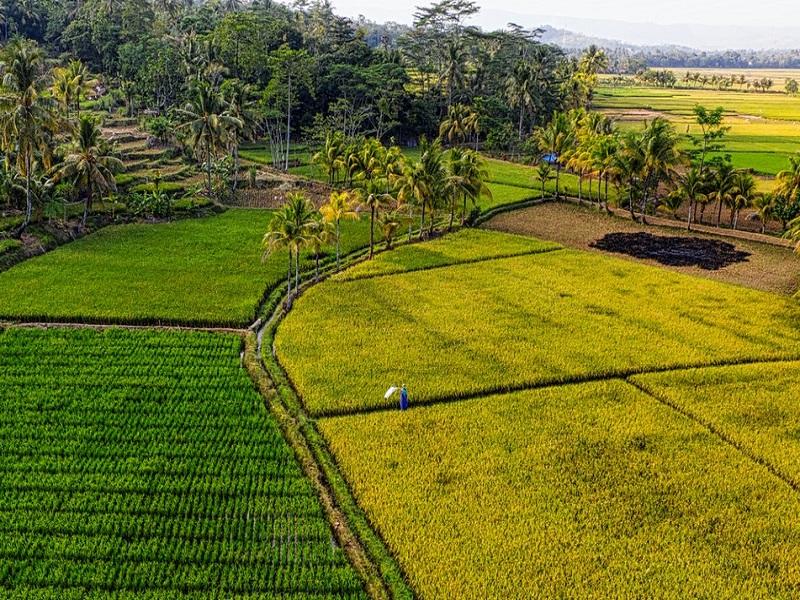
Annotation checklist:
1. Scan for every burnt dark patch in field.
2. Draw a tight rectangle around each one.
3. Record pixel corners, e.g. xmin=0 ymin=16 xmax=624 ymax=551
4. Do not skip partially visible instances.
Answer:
xmin=590 ymin=232 xmax=751 ymax=270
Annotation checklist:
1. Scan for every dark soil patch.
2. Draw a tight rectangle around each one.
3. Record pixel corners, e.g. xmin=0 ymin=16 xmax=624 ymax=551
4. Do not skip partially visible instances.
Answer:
xmin=590 ymin=232 xmax=751 ymax=270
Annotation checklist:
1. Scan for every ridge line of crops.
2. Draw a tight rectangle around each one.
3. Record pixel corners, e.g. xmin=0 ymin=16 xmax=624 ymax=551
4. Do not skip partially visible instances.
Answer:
xmin=1 ymin=321 xmax=249 ymax=335
xmin=310 ymin=354 xmax=800 ymax=420
xmin=626 ymin=378 xmax=800 ymax=495
xmin=244 ymin=330 xmax=414 ymax=600
xmin=331 ymin=246 xmax=565 ymax=283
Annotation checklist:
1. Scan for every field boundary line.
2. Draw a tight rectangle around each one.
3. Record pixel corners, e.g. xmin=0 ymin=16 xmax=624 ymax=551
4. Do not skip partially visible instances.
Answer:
xmin=625 ymin=379 xmax=800 ymax=495
xmin=331 ymin=246 xmax=565 ymax=283
xmin=2 ymin=321 xmax=249 ymax=335
xmin=245 ymin=328 xmax=415 ymax=600
xmin=312 ymin=355 xmax=800 ymax=420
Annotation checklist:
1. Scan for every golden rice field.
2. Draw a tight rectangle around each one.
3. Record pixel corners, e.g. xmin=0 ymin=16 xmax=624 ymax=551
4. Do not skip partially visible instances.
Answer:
xmin=277 ymin=246 xmax=800 ymax=417
xmin=275 ymin=228 xmax=800 ymax=599
xmin=319 ymin=380 xmax=800 ymax=600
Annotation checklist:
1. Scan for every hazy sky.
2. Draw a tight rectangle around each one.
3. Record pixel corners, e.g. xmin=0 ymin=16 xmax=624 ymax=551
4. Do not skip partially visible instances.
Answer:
xmin=328 ymin=0 xmax=797 ymax=29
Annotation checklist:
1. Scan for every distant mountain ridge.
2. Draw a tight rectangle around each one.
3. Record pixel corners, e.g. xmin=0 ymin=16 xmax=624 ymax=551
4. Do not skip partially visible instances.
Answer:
xmin=480 ymin=10 xmax=800 ymax=52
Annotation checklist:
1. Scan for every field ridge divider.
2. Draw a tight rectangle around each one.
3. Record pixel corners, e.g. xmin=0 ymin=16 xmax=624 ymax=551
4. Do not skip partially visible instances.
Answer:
xmin=332 ymin=245 xmax=565 ymax=283
xmin=244 ymin=331 xmax=414 ymax=600
xmin=625 ymin=379 xmax=800 ymax=495
xmin=312 ymin=354 xmax=800 ymax=420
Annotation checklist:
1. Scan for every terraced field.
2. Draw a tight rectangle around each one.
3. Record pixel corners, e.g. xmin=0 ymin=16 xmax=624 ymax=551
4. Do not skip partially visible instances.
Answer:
xmin=275 ymin=229 xmax=800 ymax=599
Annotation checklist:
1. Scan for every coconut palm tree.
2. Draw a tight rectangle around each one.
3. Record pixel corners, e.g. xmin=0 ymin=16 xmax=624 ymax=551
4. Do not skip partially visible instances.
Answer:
xmin=52 ymin=116 xmax=124 ymax=230
xmin=446 ymin=148 xmax=491 ymax=227
xmin=637 ymin=117 xmax=683 ymax=224
xmin=533 ymin=162 xmax=554 ymax=201
xmin=176 ymin=81 xmax=241 ymax=199
xmin=285 ymin=192 xmax=318 ymax=294
xmin=537 ymin=111 xmax=576 ymax=200
xmin=505 ymin=60 xmax=536 ymax=141
xmin=222 ymin=79 xmax=258 ymax=192
xmin=64 ymin=60 xmax=97 ymax=118
xmin=377 ymin=211 xmax=406 ymax=249
xmin=672 ymin=167 xmax=707 ymax=230
xmin=752 ymin=192 xmax=775 ymax=234
xmin=439 ymin=103 xmax=471 ymax=146
xmin=50 ymin=66 xmax=78 ymax=119
xmin=306 ymin=214 xmax=334 ymax=283
xmin=395 ymin=159 xmax=428 ymax=242
xmin=730 ymin=171 xmax=756 ymax=230
xmin=312 ymin=131 xmax=346 ymax=186
xmin=709 ymin=162 xmax=737 ymax=226
xmin=0 ymin=39 xmax=59 ymax=234
xmin=320 ymin=189 xmax=359 ymax=271
xmin=262 ymin=206 xmax=299 ymax=310
xmin=610 ymin=130 xmax=645 ymax=221
xmin=358 ymin=182 xmax=394 ymax=259
xmin=776 ymin=153 xmax=800 ymax=203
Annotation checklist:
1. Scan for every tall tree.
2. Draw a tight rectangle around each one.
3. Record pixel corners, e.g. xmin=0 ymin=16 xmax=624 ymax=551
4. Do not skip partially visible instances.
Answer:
xmin=0 ymin=39 xmax=59 ymax=234
xmin=52 ymin=115 xmax=123 ymax=230
xmin=319 ymin=189 xmax=359 ymax=270
xmin=176 ymin=81 xmax=241 ymax=198
xmin=536 ymin=111 xmax=576 ymax=200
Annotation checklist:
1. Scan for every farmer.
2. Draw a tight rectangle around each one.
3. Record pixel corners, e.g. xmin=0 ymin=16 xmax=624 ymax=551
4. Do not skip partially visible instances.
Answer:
xmin=400 ymin=384 xmax=408 ymax=411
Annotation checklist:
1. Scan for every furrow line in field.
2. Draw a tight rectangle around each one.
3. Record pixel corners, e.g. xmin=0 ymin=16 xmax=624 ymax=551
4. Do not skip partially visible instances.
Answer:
xmin=333 ymin=246 xmax=566 ymax=283
xmin=625 ymin=379 xmax=800 ymax=496
xmin=1 ymin=322 xmax=250 ymax=335
xmin=314 ymin=354 xmax=800 ymax=420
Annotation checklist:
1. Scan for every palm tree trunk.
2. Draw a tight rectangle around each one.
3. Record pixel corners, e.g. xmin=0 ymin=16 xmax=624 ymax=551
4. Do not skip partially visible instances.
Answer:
xmin=408 ymin=202 xmax=413 ymax=242
xmin=23 ymin=153 xmax=32 ymax=229
xmin=205 ymin=139 xmax=212 ymax=198
xmin=315 ymin=252 xmax=320 ymax=282
xmin=578 ymin=174 xmax=583 ymax=204
xmin=716 ymin=198 xmax=724 ymax=225
xmin=294 ymin=249 xmax=299 ymax=296
xmin=604 ymin=175 xmax=610 ymax=213
xmin=449 ymin=196 xmax=455 ymax=230
xmin=418 ymin=202 xmax=426 ymax=240
xmin=81 ymin=178 xmax=93 ymax=230
xmin=555 ymin=164 xmax=561 ymax=200
xmin=686 ymin=198 xmax=693 ymax=231
xmin=369 ymin=206 xmax=375 ymax=259
xmin=462 ymin=193 xmax=467 ymax=225
xmin=233 ymin=144 xmax=239 ymax=192
xmin=285 ymin=75 xmax=291 ymax=171
xmin=628 ymin=183 xmax=636 ymax=220
xmin=286 ymin=250 xmax=292 ymax=310
xmin=335 ymin=220 xmax=341 ymax=271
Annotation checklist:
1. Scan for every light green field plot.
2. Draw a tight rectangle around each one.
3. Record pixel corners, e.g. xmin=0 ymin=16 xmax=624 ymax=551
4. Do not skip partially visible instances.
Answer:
xmin=318 ymin=380 xmax=800 ymax=600
xmin=332 ymin=229 xmax=560 ymax=282
xmin=594 ymin=84 xmax=800 ymax=176
xmin=0 ymin=209 xmax=373 ymax=327
xmin=0 ymin=327 xmax=367 ymax=599
xmin=277 ymin=244 xmax=800 ymax=416
xmin=632 ymin=361 xmax=800 ymax=488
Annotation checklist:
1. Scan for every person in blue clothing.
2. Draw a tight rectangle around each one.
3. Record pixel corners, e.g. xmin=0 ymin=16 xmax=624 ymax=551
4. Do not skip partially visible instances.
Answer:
xmin=399 ymin=384 xmax=408 ymax=410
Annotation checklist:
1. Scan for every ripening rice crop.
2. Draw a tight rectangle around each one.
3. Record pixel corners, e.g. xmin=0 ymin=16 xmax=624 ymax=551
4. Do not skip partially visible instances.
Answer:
xmin=332 ymin=228 xmax=560 ymax=282
xmin=631 ymin=360 xmax=800 ymax=488
xmin=277 ymin=247 xmax=800 ymax=416
xmin=0 ymin=327 xmax=366 ymax=599
xmin=318 ymin=380 xmax=800 ymax=600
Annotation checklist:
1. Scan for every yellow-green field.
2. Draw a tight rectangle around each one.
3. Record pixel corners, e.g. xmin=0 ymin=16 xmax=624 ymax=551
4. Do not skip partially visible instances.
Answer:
xmin=275 ymin=228 xmax=800 ymax=598
xmin=277 ymin=244 xmax=800 ymax=417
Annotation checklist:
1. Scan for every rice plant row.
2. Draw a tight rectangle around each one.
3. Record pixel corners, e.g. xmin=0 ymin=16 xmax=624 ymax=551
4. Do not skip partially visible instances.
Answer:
xmin=0 ymin=327 xmax=367 ymax=599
